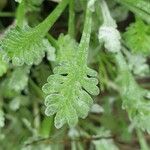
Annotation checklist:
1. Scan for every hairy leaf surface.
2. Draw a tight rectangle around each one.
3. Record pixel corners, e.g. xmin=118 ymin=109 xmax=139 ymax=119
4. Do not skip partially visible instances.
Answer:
xmin=42 ymin=1 xmax=99 ymax=128
xmin=0 ymin=26 xmax=47 ymax=66
xmin=0 ymin=66 xmax=30 ymax=98
xmin=43 ymin=35 xmax=99 ymax=128
xmin=116 ymin=53 xmax=150 ymax=133
xmin=123 ymin=19 xmax=150 ymax=56
xmin=0 ymin=0 xmax=69 ymax=66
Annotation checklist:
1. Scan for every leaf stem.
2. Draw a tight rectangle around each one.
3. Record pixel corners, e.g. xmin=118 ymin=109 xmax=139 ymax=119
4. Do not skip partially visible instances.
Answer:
xmin=78 ymin=2 xmax=92 ymax=62
xmin=46 ymin=33 xmax=59 ymax=50
xmin=34 ymin=0 xmax=69 ymax=37
xmin=29 ymin=78 xmax=45 ymax=99
xmin=0 ymin=12 xmax=15 ymax=17
xmin=137 ymin=129 xmax=149 ymax=150
xmin=16 ymin=0 xmax=26 ymax=27
xmin=114 ymin=51 xmax=129 ymax=72
xmin=68 ymin=0 xmax=75 ymax=38
xmin=100 ymin=0 xmax=116 ymax=27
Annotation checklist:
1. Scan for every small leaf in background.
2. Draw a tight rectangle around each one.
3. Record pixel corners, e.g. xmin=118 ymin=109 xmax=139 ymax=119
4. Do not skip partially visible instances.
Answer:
xmin=0 ymin=53 xmax=8 ymax=77
xmin=116 ymin=53 xmax=150 ymax=133
xmin=8 ymin=66 xmax=30 ymax=92
xmin=98 ymin=0 xmax=121 ymax=53
xmin=0 ymin=66 xmax=30 ymax=98
xmin=123 ymin=19 xmax=150 ymax=56
xmin=9 ymin=96 xmax=29 ymax=111
xmin=90 ymin=104 xmax=104 ymax=113
xmin=93 ymin=139 xmax=119 ymax=150
xmin=15 ymin=0 xmax=22 ymax=3
xmin=0 ymin=26 xmax=48 ymax=66
xmin=127 ymin=54 xmax=149 ymax=76
xmin=93 ymin=128 xmax=119 ymax=150
xmin=0 ymin=110 xmax=4 ymax=128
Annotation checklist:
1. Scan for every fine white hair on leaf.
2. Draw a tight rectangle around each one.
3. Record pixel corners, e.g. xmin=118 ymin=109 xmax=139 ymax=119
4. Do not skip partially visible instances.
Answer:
xmin=98 ymin=0 xmax=121 ymax=52
xmin=88 ymin=0 xmax=97 ymax=12
xmin=98 ymin=26 xmax=121 ymax=52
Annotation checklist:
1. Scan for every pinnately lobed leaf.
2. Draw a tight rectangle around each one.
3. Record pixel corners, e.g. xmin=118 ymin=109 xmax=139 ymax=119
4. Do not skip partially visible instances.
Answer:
xmin=0 ymin=0 xmax=69 ymax=66
xmin=42 ymin=1 xmax=99 ymax=128
xmin=0 ymin=26 xmax=47 ymax=66
xmin=42 ymin=35 xmax=99 ymax=129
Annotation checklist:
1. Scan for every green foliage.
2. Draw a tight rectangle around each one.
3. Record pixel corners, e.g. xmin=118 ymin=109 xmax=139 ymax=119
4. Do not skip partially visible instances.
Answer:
xmin=99 ymin=0 xmax=150 ymax=134
xmin=1 ymin=26 xmax=48 ymax=66
xmin=94 ymin=139 xmax=119 ymax=150
xmin=115 ymin=53 xmax=150 ymax=133
xmin=42 ymin=3 xmax=99 ymax=128
xmin=116 ymin=0 xmax=150 ymax=24
xmin=0 ymin=66 xmax=30 ymax=98
xmin=0 ymin=52 xmax=8 ymax=77
xmin=121 ymin=0 xmax=150 ymax=14
xmin=15 ymin=0 xmax=22 ymax=3
xmin=0 ymin=0 xmax=69 ymax=66
xmin=0 ymin=0 xmax=150 ymax=149
xmin=92 ymin=128 xmax=119 ymax=150
xmin=123 ymin=19 xmax=150 ymax=56
xmin=8 ymin=66 xmax=30 ymax=92
xmin=98 ymin=0 xmax=121 ymax=53
xmin=0 ymin=110 xmax=4 ymax=128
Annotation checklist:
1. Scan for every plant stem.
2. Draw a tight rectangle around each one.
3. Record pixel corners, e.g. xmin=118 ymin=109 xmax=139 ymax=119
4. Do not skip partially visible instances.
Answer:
xmin=68 ymin=0 xmax=75 ymax=38
xmin=0 ymin=12 xmax=15 ymax=17
xmin=137 ymin=129 xmax=149 ymax=150
xmin=34 ymin=0 xmax=69 ymax=37
xmin=40 ymin=116 xmax=54 ymax=137
xmin=100 ymin=0 xmax=116 ymax=27
xmin=78 ymin=2 xmax=92 ymax=63
xmin=46 ymin=33 xmax=59 ymax=49
xmin=115 ymin=51 xmax=129 ymax=72
xmin=115 ymin=0 xmax=150 ymax=24
xmin=16 ymin=0 xmax=26 ymax=27
xmin=33 ymin=101 xmax=40 ymax=130
xmin=29 ymin=78 xmax=45 ymax=99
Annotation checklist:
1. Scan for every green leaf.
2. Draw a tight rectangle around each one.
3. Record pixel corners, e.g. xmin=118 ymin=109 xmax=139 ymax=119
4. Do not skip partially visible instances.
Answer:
xmin=98 ymin=0 xmax=121 ymax=53
xmin=123 ymin=19 xmax=150 ymax=56
xmin=42 ymin=1 xmax=99 ymax=128
xmin=43 ymin=35 xmax=99 ymax=128
xmin=93 ymin=139 xmax=119 ymax=150
xmin=0 ymin=0 xmax=69 ymax=66
xmin=0 ymin=52 xmax=8 ymax=77
xmin=0 ymin=66 xmax=30 ymax=98
xmin=115 ymin=52 xmax=150 ymax=133
xmin=93 ymin=128 xmax=119 ymax=150
xmin=1 ymin=26 xmax=47 ymax=66
xmin=121 ymin=0 xmax=150 ymax=14
xmin=115 ymin=0 xmax=150 ymax=24
xmin=8 ymin=66 xmax=30 ymax=92
xmin=0 ymin=110 xmax=5 ymax=128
